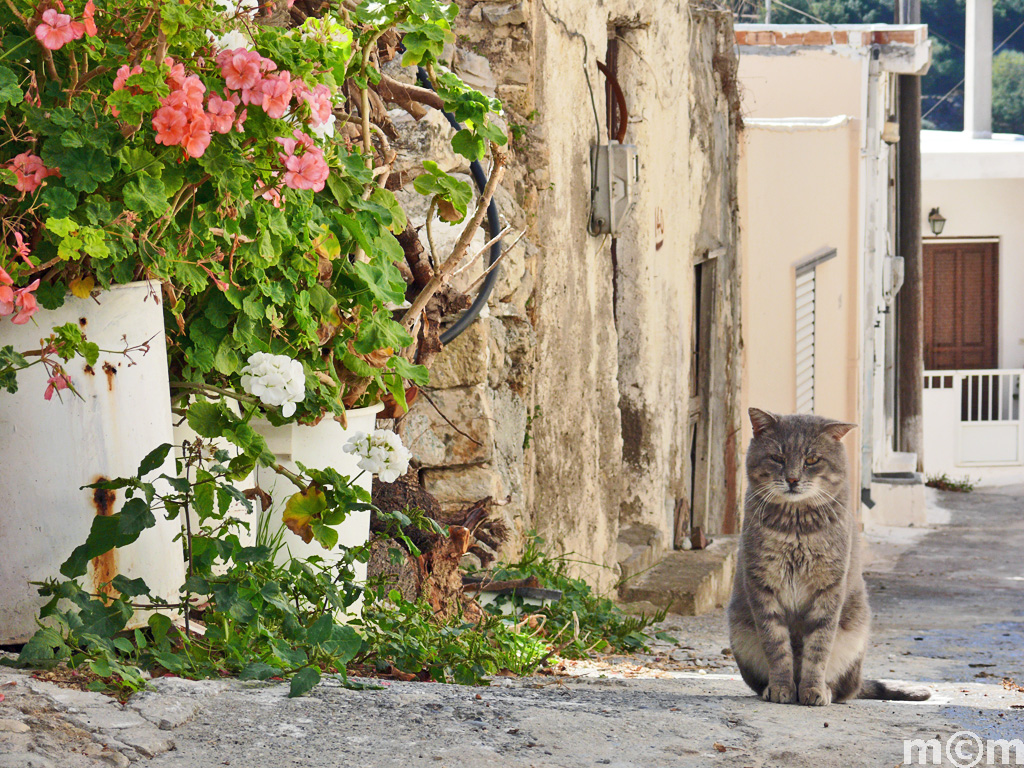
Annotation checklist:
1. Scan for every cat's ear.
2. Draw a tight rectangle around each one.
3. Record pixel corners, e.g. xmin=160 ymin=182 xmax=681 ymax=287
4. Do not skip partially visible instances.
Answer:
xmin=749 ymin=408 xmax=778 ymax=437
xmin=822 ymin=421 xmax=857 ymax=441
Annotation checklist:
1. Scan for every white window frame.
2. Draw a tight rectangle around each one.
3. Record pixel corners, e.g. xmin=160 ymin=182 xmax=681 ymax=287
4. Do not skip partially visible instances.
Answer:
xmin=794 ymin=247 xmax=838 ymax=415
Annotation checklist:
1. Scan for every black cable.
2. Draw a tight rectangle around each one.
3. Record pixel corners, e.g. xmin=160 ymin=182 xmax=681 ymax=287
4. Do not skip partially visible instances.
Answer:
xmin=414 ymin=67 xmax=502 ymax=345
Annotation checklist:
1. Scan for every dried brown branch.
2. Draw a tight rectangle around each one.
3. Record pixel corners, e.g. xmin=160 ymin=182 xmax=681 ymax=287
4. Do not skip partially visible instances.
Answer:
xmin=464 ymin=229 xmax=527 ymax=293
xmin=377 ymin=75 xmax=444 ymax=114
xmin=401 ymin=150 xmax=507 ymax=329
xmin=398 ymin=224 xmax=433 ymax=288
xmin=452 ymin=224 xmax=513 ymax=280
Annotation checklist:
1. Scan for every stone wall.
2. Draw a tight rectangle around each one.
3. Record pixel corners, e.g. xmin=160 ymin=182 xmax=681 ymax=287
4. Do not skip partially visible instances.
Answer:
xmin=387 ymin=0 xmax=742 ymax=592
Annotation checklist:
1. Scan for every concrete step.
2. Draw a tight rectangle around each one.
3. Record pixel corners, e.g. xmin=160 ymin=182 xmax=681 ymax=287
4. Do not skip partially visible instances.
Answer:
xmin=617 ymin=535 xmax=738 ymax=616
xmin=615 ymin=524 xmax=666 ymax=585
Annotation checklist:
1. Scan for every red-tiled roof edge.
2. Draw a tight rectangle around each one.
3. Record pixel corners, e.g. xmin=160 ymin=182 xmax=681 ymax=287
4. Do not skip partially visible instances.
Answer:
xmin=735 ymin=25 xmax=927 ymax=48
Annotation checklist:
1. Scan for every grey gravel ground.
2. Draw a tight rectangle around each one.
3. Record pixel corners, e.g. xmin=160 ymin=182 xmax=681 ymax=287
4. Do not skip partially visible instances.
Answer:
xmin=1 ymin=485 xmax=1022 ymax=767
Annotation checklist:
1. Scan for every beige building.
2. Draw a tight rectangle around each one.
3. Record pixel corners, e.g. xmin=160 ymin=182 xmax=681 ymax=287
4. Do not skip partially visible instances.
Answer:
xmin=736 ymin=25 xmax=931 ymax=524
xmin=393 ymin=0 xmax=745 ymax=591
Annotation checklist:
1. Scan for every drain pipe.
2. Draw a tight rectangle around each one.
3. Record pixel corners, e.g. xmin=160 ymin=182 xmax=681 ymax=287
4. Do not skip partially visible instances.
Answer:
xmin=860 ymin=46 xmax=883 ymax=510
xmin=413 ymin=67 xmax=504 ymax=345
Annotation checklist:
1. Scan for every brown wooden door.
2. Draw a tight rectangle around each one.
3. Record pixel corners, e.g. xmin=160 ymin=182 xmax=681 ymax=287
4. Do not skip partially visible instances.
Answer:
xmin=923 ymin=241 xmax=999 ymax=370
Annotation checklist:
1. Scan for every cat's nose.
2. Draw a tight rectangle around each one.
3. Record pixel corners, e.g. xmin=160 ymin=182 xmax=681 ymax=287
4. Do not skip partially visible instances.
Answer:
xmin=786 ymin=477 xmax=799 ymax=487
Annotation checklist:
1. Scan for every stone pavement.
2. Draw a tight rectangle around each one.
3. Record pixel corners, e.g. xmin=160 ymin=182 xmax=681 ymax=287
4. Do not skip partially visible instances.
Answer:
xmin=1 ymin=485 xmax=1022 ymax=767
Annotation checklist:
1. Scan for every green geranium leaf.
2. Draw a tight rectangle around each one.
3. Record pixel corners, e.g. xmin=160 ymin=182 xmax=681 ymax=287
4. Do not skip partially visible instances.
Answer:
xmin=42 ymin=145 xmax=115 ymax=193
xmin=306 ymin=614 xmax=334 ymax=646
xmin=35 ymin=281 xmax=67 ymax=310
xmin=187 ymin=401 xmax=231 ymax=438
xmin=239 ymin=662 xmax=282 ymax=681
xmin=389 ymin=356 xmax=429 ymax=386
xmin=323 ymin=624 xmax=363 ymax=665
xmin=111 ymin=575 xmax=150 ymax=597
xmin=451 ymin=129 xmax=486 ymax=161
xmin=413 ymin=161 xmax=473 ymax=223
xmin=138 ymin=443 xmax=172 ymax=476
xmin=40 ymin=185 xmax=79 ymax=218
xmin=0 ymin=65 xmax=23 ymax=109
xmin=124 ymin=174 xmax=169 ymax=216
xmin=60 ymin=497 xmax=156 ymax=578
xmin=289 ymin=666 xmax=321 ymax=698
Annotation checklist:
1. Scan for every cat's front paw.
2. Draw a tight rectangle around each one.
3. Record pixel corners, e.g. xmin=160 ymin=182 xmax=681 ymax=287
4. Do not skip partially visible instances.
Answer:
xmin=762 ymin=682 xmax=797 ymax=704
xmin=799 ymin=684 xmax=832 ymax=706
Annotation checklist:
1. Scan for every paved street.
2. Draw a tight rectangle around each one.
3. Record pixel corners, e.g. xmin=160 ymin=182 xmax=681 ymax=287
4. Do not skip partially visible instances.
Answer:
xmin=2 ymin=486 xmax=1022 ymax=767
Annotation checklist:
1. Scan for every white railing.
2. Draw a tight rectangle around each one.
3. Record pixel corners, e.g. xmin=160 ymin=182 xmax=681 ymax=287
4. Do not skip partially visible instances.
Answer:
xmin=923 ymin=369 xmax=1024 ymax=472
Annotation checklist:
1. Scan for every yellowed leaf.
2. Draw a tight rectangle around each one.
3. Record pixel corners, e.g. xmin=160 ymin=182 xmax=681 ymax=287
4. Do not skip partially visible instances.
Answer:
xmin=281 ymin=485 xmax=327 ymax=544
xmin=69 ymin=275 xmax=95 ymax=299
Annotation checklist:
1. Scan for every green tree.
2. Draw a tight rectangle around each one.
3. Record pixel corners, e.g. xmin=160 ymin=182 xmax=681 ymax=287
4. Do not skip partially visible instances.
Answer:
xmin=993 ymin=49 xmax=1024 ymax=132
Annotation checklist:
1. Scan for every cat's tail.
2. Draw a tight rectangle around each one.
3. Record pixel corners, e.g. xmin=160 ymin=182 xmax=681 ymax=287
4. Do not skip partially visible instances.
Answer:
xmin=859 ymin=679 xmax=931 ymax=701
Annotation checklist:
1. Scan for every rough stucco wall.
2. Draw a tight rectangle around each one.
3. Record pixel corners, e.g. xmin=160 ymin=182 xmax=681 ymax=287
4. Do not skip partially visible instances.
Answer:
xmin=528 ymin=0 xmax=741 ymax=587
xmin=393 ymin=0 xmax=741 ymax=591
xmin=527 ymin=1 xmax=625 ymax=590
xmin=612 ymin=6 xmax=742 ymax=542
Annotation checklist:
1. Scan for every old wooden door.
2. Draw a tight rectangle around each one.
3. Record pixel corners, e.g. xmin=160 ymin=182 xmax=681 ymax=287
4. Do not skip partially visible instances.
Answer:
xmin=922 ymin=241 xmax=999 ymax=370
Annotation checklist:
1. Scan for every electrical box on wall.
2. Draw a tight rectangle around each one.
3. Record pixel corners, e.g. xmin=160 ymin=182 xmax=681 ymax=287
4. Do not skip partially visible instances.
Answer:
xmin=882 ymin=253 xmax=905 ymax=306
xmin=589 ymin=142 xmax=639 ymax=236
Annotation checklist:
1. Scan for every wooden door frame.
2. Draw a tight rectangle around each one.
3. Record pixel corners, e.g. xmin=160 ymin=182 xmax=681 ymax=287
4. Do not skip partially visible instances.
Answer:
xmin=676 ymin=249 xmax=722 ymax=549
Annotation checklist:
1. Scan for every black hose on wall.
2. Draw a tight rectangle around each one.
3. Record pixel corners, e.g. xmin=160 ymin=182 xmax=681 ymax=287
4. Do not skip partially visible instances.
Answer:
xmin=414 ymin=67 xmax=503 ymax=345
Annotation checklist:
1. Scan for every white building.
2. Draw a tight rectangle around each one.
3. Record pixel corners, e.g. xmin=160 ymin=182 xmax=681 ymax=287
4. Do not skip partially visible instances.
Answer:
xmin=919 ymin=0 xmax=1024 ymax=484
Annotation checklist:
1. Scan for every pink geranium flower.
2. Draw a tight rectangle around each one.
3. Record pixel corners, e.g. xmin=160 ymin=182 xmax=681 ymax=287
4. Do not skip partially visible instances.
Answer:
xmin=13 ymin=231 xmax=32 ymax=263
xmin=150 ymin=60 xmax=214 ymax=158
xmin=283 ymin=151 xmax=328 ymax=191
xmin=44 ymin=372 xmax=71 ymax=401
xmin=34 ymin=8 xmax=85 ymax=51
xmin=218 ymin=48 xmax=264 ymax=92
xmin=7 ymin=152 xmax=59 ymax=193
xmin=152 ymin=105 xmax=188 ymax=146
xmin=260 ymin=72 xmax=293 ymax=119
xmin=83 ymin=0 xmax=97 ymax=36
xmin=207 ymin=92 xmax=238 ymax=134
xmin=181 ymin=117 xmax=212 ymax=158
xmin=180 ymin=75 xmax=206 ymax=109
xmin=11 ymin=279 xmax=40 ymax=325
xmin=305 ymin=84 xmax=334 ymax=126
xmin=113 ymin=64 xmax=143 ymax=92
xmin=0 ymin=267 xmax=13 ymax=316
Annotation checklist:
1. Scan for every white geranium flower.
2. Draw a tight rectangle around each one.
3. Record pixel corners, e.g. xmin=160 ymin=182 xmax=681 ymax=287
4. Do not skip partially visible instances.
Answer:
xmin=212 ymin=29 xmax=250 ymax=51
xmin=309 ymin=113 xmax=336 ymax=142
xmin=240 ymin=352 xmax=306 ymax=417
xmin=342 ymin=428 xmax=412 ymax=483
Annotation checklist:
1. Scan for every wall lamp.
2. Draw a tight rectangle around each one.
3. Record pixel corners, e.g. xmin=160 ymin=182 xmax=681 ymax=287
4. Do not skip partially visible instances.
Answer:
xmin=927 ymin=207 xmax=946 ymax=236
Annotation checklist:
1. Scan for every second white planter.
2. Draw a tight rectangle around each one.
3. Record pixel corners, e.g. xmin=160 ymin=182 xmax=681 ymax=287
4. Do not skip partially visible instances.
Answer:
xmin=252 ymin=403 xmax=383 ymax=613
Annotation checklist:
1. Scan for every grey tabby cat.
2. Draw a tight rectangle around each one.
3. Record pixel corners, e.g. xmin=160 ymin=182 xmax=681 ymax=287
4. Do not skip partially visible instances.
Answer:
xmin=728 ymin=408 xmax=930 ymax=705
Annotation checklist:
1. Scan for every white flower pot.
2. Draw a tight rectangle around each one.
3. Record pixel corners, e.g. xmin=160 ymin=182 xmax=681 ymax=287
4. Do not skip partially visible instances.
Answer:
xmin=253 ymin=403 xmax=383 ymax=615
xmin=0 ymin=282 xmax=185 ymax=644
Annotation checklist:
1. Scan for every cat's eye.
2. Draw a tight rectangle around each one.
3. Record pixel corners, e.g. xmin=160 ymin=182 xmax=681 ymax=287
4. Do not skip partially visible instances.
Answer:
xmin=770 ymin=454 xmax=785 ymax=464
xmin=805 ymin=456 xmax=819 ymax=466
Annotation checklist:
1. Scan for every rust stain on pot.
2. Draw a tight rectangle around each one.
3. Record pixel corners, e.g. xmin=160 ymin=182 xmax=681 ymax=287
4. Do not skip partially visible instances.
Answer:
xmin=78 ymin=317 xmax=87 ymax=327
xmin=90 ymin=478 xmax=119 ymax=600
xmin=83 ymin=365 xmax=94 ymax=376
xmin=102 ymin=362 xmax=117 ymax=391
